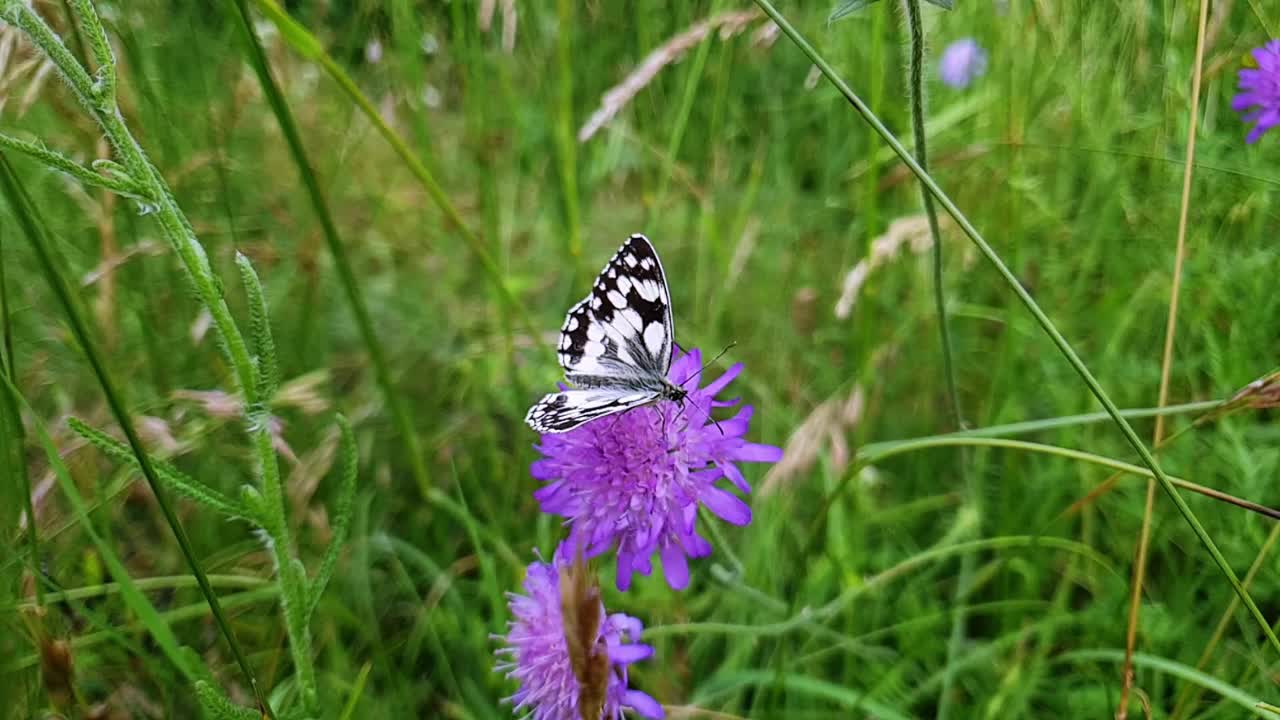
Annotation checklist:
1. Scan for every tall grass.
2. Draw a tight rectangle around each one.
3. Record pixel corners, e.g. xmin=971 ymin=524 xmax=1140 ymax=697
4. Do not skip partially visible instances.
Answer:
xmin=2 ymin=0 xmax=1280 ymax=718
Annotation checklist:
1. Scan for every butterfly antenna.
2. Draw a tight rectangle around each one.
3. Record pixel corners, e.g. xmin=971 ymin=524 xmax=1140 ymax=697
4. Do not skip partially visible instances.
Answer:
xmin=679 ymin=341 xmax=738 ymax=389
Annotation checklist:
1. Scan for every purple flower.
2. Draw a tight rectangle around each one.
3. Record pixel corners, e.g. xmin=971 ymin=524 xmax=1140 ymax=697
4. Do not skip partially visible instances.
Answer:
xmin=495 ymin=558 xmax=663 ymax=720
xmin=1233 ymin=40 xmax=1280 ymax=144
xmin=530 ymin=348 xmax=782 ymax=591
xmin=938 ymin=38 xmax=988 ymax=90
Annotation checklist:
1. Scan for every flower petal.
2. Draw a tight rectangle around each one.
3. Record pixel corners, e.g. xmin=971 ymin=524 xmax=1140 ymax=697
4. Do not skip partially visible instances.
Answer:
xmin=609 ymin=642 xmax=655 ymax=665
xmin=625 ymin=690 xmax=666 ymax=719
xmin=616 ymin=552 xmax=635 ymax=591
xmin=720 ymin=461 xmax=751 ymax=493
xmin=701 ymin=486 xmax=752 ymax=526
xmin=661 ymin=543 xmax=690 ymax=589
xmin=529 ymin=459 xmax=561 ymax=480
xmin=701 ymin=362 xmax=743 ymax=397
xmin=734 ymin=441 xmax=784 ymax=463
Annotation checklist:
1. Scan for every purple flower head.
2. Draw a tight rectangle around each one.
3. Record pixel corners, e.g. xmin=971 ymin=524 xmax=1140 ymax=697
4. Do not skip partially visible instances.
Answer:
xmin=938 ymin=38 xmax=988 ymax=90
xmin=531 ymin=348 xmax=782 ymax=591
xmin=495 ymin=557 xmax=663 ymax=720
xmin=1233 ymin=40 xmax=1280 ymax=144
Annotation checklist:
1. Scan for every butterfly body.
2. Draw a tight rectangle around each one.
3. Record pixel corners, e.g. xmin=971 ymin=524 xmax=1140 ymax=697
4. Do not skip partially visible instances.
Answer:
xmin=526 ymin=234 xmax=682 ymax=434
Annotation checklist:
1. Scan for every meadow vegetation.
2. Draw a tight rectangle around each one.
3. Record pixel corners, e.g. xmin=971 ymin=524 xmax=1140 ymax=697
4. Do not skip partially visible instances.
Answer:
xmin=2 ymin=0 xmax=1280 ymax=718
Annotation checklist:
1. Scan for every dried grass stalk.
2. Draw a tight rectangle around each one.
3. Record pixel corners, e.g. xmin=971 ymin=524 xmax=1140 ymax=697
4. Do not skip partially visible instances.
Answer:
xmin=578 ymin=9 xmax=763 ymax=142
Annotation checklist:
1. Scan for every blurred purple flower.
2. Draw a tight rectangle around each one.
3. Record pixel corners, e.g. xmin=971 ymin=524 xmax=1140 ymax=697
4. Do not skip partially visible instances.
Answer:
xmin=939 ymin=38 xmax=987 ymax=89
xmin=530 ymin=348 xmax=782 ymax=591
xmin=495 ymin=558 xmax=663 ymax=720
xmin=1233 ymin=40 xmax=1280 ymax=144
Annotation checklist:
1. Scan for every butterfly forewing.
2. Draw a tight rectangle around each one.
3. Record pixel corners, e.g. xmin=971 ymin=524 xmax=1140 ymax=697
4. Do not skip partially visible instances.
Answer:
xmin=559 ymin=235 xmax=674 ymax=381
xmin=528 ymin=234 xmax=678 ymax=434
xmin=525 ymin=389 xmax=657 ymax=433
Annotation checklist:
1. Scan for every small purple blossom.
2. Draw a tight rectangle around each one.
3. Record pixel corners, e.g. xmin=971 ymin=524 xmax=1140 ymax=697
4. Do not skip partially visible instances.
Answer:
xmin=495 ymin=558 xmax=663 ymax=720
xmin=531 ymin=348 xmax=782 ymax=591
xmin=938 ymin=38 xmax=988 ymax=90
xmin=1233 ymin=40 xmax=1280 ymax=144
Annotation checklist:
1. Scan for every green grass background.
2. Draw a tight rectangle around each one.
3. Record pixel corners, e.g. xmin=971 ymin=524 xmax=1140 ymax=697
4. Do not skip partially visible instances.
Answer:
xmin=3 ymin=0 xmax=1280 ymax=717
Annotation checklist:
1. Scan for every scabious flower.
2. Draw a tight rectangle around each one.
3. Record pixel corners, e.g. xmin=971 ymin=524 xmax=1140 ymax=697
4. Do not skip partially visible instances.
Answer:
xmin=1233 ymin=40 xmax=1280 ymax=144
xmin=495 ymin=558 xmax=663 ymax=720
xmin=938 ymin=38 xmax=988 ymax=90
xmin=531 ymin=348 xmax=783 ymax=591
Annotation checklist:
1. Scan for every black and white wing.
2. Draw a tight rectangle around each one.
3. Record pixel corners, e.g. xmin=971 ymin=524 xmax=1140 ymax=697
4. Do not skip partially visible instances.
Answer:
xmin=527 ymin=234 xmax=677 ymax=434
xmin=524 ymin=388 xmax=658 ymax=434
xmin=556 ymin=234 xmax=675 ymax=389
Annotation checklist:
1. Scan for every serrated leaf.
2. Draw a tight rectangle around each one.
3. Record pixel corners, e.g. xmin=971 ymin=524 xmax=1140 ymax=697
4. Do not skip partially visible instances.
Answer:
xmin=236 ymin=253 xmax=279 ymax=402
xmin=195 ymin=680 xmax=261 ymax=720
xmin=67 ymin=417 xmax=257 ymax=523
xmin=829 ymin=0 xmax=882 ymax=22
xmin=306 ymin=416 xmax=358 ymax=618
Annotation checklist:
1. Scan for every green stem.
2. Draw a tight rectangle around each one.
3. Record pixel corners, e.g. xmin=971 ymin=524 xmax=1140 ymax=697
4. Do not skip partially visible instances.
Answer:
xmin=0 ymin=220 xmax=40 ymax=608
xmin=902 ymin=0 xmax=961 ymax=428
xmin=753 ymin=0 xmax=1280 ymax=655
xmin=861 ymin=398 xmax=1221 ymax=455
xmin=6 ymin=574 xmax=270 ymax=611
xmin=899 ymin=2 xmax=966 ymax=713
xmin=860 ymin=436 xmax=1280 ymax=522
xmin=224 ymin=0 xmax=430 ymax=497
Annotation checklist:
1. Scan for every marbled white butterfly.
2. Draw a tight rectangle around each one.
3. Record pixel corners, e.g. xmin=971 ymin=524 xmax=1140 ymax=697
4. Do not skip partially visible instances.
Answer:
xmin=525 ymin=234 xmax=686 ymax=433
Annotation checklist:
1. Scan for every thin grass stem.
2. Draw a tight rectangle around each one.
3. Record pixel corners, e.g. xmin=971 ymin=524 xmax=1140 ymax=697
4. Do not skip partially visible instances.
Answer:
xmin=861 ymin=435 xmax=1280 ymax=523
xmin=1120 ymin=2 xmax=1209 ymax=714
xmin=0 ymin=219 xmax=40 ymax=608
xmin=898 ymin=3 xmax=967 ymax=714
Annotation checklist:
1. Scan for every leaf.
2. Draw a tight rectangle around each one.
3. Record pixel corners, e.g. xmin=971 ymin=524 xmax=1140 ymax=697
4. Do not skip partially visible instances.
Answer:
xmin=68 ymin=417 xmax=257 ymax=524
xmin=923 ymin=0 xmax=955 ymax=8
xmin=195 ymin=681 xmax=262 ymax=720
xmin=236 ymin=253 xmax=279 ymax=401
xmin=307 ymin=415 xmax=358 ymax=618
xmin=829 ymin=0 xmax=882 ymax=22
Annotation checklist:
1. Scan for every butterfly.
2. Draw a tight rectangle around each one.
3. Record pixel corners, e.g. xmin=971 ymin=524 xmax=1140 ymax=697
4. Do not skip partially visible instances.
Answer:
xmin=525 ymin=234 xmax=687 ymax=434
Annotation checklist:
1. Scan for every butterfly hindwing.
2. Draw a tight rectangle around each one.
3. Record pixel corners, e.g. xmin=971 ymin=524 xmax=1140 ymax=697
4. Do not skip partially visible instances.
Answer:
xmin=524 ymin=389 xmax=659 ymax=433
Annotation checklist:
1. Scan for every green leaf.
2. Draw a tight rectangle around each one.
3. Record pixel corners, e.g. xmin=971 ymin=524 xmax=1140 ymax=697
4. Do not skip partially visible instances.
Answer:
xmin=829 ymin=0 xmax=881 ymax=22
xmin=307 ymin=415 xmax=358 ymax=618
xmin=236 ymin=252 xmax=279 ymax=401
xmin=68 ymin=417 xmax=257 ymax=523
xmin=923 ymin=0 xmax=954 ymax=8
xmin=195 ymin=680 xmax=262 ymax=720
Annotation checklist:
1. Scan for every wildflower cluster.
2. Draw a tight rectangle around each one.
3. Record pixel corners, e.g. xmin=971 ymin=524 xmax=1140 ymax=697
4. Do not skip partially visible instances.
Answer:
xmin=495 ymin=346 xmax=780 ymax=718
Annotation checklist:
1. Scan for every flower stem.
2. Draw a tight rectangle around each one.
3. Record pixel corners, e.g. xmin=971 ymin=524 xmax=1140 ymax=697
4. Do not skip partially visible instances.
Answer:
xmin=902 ymin=0 xmax=961 ymax=428
xmin=753 ymin=0 xmax=1280 ymax=657
xmin=900 ymin=2 xmax=966 ymax=714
